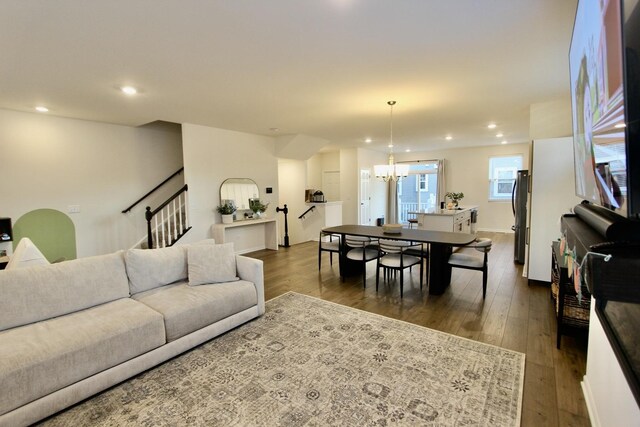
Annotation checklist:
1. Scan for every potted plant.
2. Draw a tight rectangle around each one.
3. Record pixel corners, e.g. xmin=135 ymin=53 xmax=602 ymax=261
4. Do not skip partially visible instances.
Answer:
xmin=445 ymin=192 xmax=464 ymax=209
xmin=249 ymin=200 xmax=269 ymax=218
xmin=217 ymin=203 xmax=236 ymax=224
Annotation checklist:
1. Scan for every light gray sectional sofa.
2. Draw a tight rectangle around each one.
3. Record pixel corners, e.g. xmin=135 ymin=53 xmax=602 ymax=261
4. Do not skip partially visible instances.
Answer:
xmin=0 ymin=240 xmax=265 ymax=427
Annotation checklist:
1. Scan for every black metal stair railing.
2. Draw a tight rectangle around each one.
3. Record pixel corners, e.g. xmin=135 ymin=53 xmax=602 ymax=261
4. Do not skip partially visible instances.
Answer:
xmin=298 ymin=205 xmax=316 ymax=219
xmin=145 ymin=184 xmax=191 ymax=249
xmin=122 ymin=167 xmax=184 ymax=213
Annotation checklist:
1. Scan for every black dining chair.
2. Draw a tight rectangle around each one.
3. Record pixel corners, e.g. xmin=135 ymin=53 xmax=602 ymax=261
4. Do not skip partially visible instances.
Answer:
xmin=344 ymin=235 xmax=379 ymax=288
xmin=447 ymin=238 xmax=492 ymax=299
xmin=318 ymin=231 xmax=341 ymax=270
xmin=375 ymin=239 xmax=424 ymax=298
xmin=404 ymin=242 xmax=429 ymax=281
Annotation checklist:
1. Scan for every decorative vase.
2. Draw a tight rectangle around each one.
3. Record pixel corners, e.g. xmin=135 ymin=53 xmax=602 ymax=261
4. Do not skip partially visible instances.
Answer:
xmin=222 ymin=214 xmax=233 ymax=224
xmin=254 ymin=211 xmax=262 ymax=219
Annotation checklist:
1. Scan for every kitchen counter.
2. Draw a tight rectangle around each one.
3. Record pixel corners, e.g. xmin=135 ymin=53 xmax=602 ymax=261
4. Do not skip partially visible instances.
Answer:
xmin=409 ymin=206 xmax=478 ymax=216
xmin=410 ymin=206 xmax=478 ymax=233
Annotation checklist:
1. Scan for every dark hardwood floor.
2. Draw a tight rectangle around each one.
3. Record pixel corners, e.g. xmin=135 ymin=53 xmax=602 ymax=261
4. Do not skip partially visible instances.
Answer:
xmin=247 ymin=231 xmax=591 ymax=427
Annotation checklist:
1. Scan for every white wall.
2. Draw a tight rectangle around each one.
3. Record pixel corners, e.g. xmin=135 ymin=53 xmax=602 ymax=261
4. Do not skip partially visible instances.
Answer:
xmin=306 ymin=155 xmax=323 ymax=191
xmin=321 ymin=151 xmax=340 ymax=171
xmin=582 ymin=303 xmax=640 ymax=427
xmin=181 ymin=123 xmax=279 ymax=244
xmin=395 ymin=143 xmax=530 ymax=232
xmin=530 ymin=97 xmax=573 ymax=139
xmin=278 ymin=158 xmax=309 ymax=245
xmin=340 ymin=148 xmax=359 ymax=224
xmin=0 ymin=109 xmax=183 ymax=257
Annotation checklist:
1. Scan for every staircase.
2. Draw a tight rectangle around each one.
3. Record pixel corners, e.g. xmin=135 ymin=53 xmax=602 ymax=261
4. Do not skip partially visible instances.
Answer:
xmin=123 ymin=168 xmax=191 ymax=250
xmin=144 ymin=184 xmax=191 ymax=249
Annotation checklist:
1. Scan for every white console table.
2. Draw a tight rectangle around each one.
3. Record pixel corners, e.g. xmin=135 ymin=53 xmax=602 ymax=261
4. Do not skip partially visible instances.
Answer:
xmin=211 ymin=218 xmax=278 ymax=254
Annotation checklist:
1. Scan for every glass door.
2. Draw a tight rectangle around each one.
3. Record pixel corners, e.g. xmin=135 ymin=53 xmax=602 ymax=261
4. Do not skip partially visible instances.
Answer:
xmin=397 ymin=162 xmax=440 ymax=224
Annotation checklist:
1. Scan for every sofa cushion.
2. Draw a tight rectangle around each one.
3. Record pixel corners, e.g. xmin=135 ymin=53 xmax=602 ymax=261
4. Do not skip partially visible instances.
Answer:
xmin=0 ymin=252 xmax=130 ymax=332
xmin=0 ymin=298 xmax=165 ymax=417
xmin=125 ymin=245 xmax=187 ymax=294
xmin=125 ymin=239 xmax=217 ymax=294
xmin=188 ymin=243 xmax=239 ymax=286
xmin=132 ymin=280 xmax=257 ymax=342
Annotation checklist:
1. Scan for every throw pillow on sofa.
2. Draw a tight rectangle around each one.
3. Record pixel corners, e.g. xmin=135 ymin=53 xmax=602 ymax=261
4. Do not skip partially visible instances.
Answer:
xmin=126 ymin=246 xmax=187 ymax=294
xmin=188 ymin=242 xmax=239 ymax=286
xmin=126 ymin=239 xmax=217 ymax=293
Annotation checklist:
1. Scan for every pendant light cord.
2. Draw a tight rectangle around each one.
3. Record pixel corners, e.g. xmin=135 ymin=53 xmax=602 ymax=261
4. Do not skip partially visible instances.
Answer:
xmin=388 ymin=100 xmax=396 ymax=156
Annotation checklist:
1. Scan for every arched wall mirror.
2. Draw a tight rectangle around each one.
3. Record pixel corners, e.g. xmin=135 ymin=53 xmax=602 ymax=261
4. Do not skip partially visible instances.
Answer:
xmin=220 ymin=178 xmax=259 ymax=210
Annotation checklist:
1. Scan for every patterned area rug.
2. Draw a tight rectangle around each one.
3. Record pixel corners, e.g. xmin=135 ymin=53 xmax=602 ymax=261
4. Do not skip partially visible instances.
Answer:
xmin=41 ymin=292 xmax=525 ymax=426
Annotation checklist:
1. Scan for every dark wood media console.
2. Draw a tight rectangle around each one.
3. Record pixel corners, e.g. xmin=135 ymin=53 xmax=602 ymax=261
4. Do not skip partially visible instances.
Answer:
xmin=561 ymin=211 xmax=640 ymax=406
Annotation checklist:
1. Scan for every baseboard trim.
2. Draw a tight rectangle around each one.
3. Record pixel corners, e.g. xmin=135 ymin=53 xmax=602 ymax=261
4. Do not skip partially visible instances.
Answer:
xmin=581 ymin=376 xmax=601 ymax=427
xmin=476 ymin=228 xmax=514 ymax=233
xmin=236 ymin=246 xmax=266 ymax=255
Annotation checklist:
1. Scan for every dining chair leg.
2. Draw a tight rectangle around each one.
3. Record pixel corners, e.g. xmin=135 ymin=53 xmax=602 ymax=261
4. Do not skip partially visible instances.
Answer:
xmin=362 ymin=262 xmax=367 ymax=289
xmin=400 ymin=268 xmax=404 ymax=298
xmin=482 ymin=266 xmax=487 ymax=299
xmin=420 ymin=259 xmax=424 ymax=290
xmin=424 ymin=245 xmax=430 ymax=285
xmin=330 ymin=252 xmax=333 ymax=265
xmin=318 ymin=247 xmax=321 ymax=271
xmin=376 ymin=262 xmax=380 ymax=292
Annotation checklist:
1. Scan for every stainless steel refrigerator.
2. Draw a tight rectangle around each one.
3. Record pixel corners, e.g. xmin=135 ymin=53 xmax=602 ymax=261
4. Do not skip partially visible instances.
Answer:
xmin=512 ymin=169 xmax=529 ymax=264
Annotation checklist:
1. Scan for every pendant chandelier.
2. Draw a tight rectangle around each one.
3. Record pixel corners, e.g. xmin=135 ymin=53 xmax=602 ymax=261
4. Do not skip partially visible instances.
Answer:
xmin=374 ymin=100 xmax=409 ymax=182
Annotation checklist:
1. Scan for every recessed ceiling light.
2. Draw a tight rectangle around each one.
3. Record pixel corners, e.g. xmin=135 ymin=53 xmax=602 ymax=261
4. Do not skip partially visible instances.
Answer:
xmin=488 ymin=123 xmax=497 ymax=129
xmin=501 ymin=140 xmax=508 ymax=145
xmin=496 ymin=133 xmax=503 ymax=138
xmin=35 ymin=106 xmax=49 ymax=113
xmin=388 ymin=144 xmax=393 ymax=148
xmin=445 ymin=135 xmax=453 ymax=141
xmin=614 ymin=123 xmax=626 ymax=128
xmin=365 ymin=138 xmax=372 ymax=143
xmin=121 ymin=86 xmax=137 ymax=95
xmin=405 ymin=149 xmax=411 ymax=152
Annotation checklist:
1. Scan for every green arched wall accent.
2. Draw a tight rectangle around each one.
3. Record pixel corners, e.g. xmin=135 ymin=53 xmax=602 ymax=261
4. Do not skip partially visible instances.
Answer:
xmin=13 ymin=209 xmax=77 ymax=262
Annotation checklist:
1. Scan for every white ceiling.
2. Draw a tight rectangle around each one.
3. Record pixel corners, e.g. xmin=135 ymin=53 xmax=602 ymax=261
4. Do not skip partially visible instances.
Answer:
xmin=0 ymin=0 xmax=577 ymax=153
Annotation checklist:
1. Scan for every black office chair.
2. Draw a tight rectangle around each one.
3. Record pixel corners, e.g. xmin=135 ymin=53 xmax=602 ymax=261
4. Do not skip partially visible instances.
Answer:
xmin=375 ymin=239 xmax=423 ymax=298
xmin=318 ymin=231 xmax=340 ymax=270
xmin=344 ymin=235 xmax=379 ymax=288
xmin=447 ymin=238 xmax=492 ymax=299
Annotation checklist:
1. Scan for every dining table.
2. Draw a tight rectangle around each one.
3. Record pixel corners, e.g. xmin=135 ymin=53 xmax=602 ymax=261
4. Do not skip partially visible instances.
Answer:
xmin=322 ymin=224 xmax=476 ymax=295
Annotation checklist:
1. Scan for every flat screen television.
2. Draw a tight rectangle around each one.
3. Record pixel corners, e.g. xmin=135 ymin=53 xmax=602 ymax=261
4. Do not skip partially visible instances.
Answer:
xmin=569 ymin=0 xmax=640 ymax=407
xmin=570 ymin=0 xmax=640 ymax=220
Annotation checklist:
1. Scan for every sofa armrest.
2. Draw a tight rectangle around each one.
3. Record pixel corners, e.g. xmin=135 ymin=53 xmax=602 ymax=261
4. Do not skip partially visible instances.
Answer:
xmin=236 ymin=255 xmax=265 ymax=315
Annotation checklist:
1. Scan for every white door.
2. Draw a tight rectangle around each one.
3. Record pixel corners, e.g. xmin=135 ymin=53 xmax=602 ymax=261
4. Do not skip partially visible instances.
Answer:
xmin=360 ymin=169 xmax=371 ymax=225
xmin=322 ymin=171 xmax=341 ymax=202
